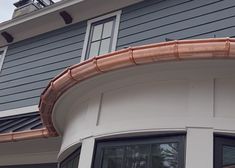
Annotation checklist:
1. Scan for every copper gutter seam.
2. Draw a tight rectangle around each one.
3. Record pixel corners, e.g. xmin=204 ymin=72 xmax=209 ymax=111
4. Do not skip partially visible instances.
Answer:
xmin=0 ymin=128 xmax=50 ymax=143
xmin=225 ymin=37 xmax=231 ymax=57
xmin=39 ymin=38 xmax=235 ymax=135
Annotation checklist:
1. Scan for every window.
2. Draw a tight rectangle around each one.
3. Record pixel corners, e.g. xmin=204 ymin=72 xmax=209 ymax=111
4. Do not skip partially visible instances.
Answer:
xmin=93 ymin=135 xmax=185 ymax=168
xmin=60 ymin=147 xmax=81 ymax=168
xmin=214 ymin=136 xmax=235 ymax=168
xmin=0 ymin=47 xmax=7 ymax=73
xmin=81 ymin=11 xmax=121 ymax=60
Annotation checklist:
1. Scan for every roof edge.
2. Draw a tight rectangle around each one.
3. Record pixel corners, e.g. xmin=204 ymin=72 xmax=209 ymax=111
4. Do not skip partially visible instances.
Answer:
xmin=0 ymin=128 xmax=53 ymax=143
xmin=0 ymin=0 xmax=83 ymax=31
xmin=39 ymin=38 xmax=235 ymax=135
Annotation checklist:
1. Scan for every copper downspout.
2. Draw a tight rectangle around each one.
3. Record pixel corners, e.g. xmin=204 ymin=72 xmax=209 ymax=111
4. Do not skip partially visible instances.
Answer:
xmin=39 ymin=38 xmax=235 ymax=136
xmin=0 ymin=128 xmax=49 ymax=143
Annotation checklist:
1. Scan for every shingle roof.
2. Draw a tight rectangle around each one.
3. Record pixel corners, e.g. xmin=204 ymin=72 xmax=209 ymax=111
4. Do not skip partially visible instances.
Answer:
xmin=0 ymin=112 xmax=43 ymax=134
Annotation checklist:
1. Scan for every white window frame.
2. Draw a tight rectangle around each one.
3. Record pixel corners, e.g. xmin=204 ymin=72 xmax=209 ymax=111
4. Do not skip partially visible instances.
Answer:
xmin=81 ymin=10 xmax=122 ymax=61
xmin=0 ymin=46 xmax=7 ymax=73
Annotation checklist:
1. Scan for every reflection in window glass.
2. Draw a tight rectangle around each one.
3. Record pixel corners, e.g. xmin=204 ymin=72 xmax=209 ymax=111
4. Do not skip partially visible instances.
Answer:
xmin=102 ymin=21 xmax=114 ymax=38
xmin=92 ymin=24 xmax=103 ymax=41
xmin=99 ymin=38 xmax=111 ymax=55
xmin=94 ymin=136 xmax=184 ymax=168
xmin=223 ymin=146 xmax=235 ymax=168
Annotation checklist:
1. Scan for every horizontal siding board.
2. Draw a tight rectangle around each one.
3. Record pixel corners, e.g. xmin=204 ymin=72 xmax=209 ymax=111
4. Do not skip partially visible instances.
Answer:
xmin=0 ymin=57 xmax=79 ymax=83
xmin=121 ymin=0 xmax=192 ymax=22
xmin=8 ymin=22 xmax=86 ymax=54
xmin=7 ymin=28 xmax=85 ymax=57
xmin=1 ymin=50 xmax=80 ymax=76
xmin=0 ymin=97 xmax=39 ymax=111
xmin=118 ymin=7 xmax=235 ymax=47
xmin=5 ymin=33 xmax=85 ymax=62
xmin=183 ymin=26 xmax=235 ymax=39
xmin=0 ymin=80 xmax=49 ymax=97
xmin=118 ymin=9 xmax=235 ymax=43
xmin=3 ymin=44 xmax=82 ymax=70
xmin=119 ymin=0 xmax=233 ymax=35
xmin=0 ymin=68 xmax=64 ymax=90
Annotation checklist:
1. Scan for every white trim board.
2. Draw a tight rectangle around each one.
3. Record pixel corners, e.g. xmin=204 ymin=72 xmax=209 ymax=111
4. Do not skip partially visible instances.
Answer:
xmin=0 ymin=105 xmax=39 ymax=118
xmin=81 ymin=10 xmax=122 ymax=61
xmin=0 ymin=46 xmax=8 ymax=73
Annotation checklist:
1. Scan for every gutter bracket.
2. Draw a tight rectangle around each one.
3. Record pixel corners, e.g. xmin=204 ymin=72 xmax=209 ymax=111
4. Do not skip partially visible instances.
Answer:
xmin=59 ymin=11 xmax=73 ymax=25
xmin=1 ymin=31 xmax=14 ymax=43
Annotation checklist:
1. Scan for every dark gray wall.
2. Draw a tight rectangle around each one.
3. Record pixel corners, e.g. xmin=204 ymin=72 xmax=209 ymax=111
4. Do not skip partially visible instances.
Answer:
xmin=1 ymin=0 xmax=235 ymax=111
xmin=0 ymin=22 xmax=86 ymax=111
xmin=117 ymin=0 xmax=235 ymax=49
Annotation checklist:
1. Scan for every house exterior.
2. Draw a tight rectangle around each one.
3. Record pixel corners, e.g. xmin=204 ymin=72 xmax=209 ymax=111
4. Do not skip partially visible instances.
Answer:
xmin=0 ymin=0 xmax=235 ymax=168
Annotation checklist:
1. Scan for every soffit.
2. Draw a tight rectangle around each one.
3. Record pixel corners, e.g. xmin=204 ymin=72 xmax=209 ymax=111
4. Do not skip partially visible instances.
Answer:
xmin=0 ymin=0 xmax=143 ymax=47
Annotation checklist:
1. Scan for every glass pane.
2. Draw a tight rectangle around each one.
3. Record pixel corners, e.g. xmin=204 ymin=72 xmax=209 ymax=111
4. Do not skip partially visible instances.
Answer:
xmin=125 ymin=144 xmax=150 ymax=168
xmin=223 ymin=146 xmax=235 ymax=168
xmin=152 ymin=143 xmax=179 ymax=168
xmin=0 ymin=51 xmax=3 ymax=56
xmin=99 ymin=38 xmax=111 ymax=55
xmin=92 ymin=24 xmax=103 ymax=41
xmin=73 ymin=157 xmax=80 ymax=168
xmin=102 ymin=147 xmax=124 ymax=168
xmin=89 ymin=41 xmax=100 ymax=58
xmin=102 ymin=21 xmax=114 ymax=38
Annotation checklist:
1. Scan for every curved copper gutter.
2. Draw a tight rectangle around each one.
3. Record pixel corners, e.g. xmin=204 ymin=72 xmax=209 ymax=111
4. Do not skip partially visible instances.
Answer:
xmin=39 ymin=38 xmax=235 ymax=135
xmin=0 ymin=128 xmax=49 ymax=143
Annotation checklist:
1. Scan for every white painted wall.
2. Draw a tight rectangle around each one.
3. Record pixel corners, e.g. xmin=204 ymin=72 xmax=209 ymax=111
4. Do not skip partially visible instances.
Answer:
xmin=53 ymin=60 xmax=235 ymax=168
xmin=0 ymin=137 xmax=61 ymax=166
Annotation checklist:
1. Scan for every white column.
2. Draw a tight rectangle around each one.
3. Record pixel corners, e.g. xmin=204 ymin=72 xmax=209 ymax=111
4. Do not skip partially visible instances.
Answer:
xmin=78 ymin=138 xmax=95 ymax=168
xmin=185 ymin=128 xmax=213 ymax=168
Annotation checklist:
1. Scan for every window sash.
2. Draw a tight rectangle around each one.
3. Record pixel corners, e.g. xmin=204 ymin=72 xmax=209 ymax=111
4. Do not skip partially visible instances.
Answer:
xmin=86 ymin=17 xmax=116 ymax=59
xmin=93 ymin=135 xmax=185 ymax=168
xmin=214 ymin=136 xmax=235 ymax=168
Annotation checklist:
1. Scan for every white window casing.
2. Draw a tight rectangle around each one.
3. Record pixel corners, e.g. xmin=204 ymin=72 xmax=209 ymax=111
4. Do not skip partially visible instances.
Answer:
xmin=81 ymin=10 xmax=122 ymax=61
xmin=0 ymin=46 xmax=7 ymax=73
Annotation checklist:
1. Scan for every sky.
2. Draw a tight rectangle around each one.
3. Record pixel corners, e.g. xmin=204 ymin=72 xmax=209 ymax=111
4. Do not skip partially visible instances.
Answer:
xmin=0 ymin=0 xmax=61 ymax=23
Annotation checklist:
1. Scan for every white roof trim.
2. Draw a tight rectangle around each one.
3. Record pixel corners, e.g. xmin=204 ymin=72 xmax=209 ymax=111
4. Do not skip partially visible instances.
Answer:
xmin=0 ymin=0 xmax=84 ymax=31
xmin=0 ymin=105 xmax=39 ymax=118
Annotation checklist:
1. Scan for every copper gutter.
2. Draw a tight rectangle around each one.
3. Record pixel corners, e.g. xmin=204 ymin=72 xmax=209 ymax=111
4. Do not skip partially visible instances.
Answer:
xmin=39 ymin=38 xmax=235 ymax=135
xmin=0 ymin=128 xmax=50 ymax=143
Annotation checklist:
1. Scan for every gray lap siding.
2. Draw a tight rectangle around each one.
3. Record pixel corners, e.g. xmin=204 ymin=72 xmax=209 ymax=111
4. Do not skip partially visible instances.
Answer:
xmin=1 ymin=0 xmax=235 ymax=111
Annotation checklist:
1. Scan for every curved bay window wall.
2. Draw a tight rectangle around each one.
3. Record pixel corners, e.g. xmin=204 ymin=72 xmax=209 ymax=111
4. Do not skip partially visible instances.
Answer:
xmin=93 ymin=135 xmax=185 ymax=168
xmin=60 ymin=148 xmax=81 ymax=168
xmin=214 ymin=136 xmax=235 ymax=168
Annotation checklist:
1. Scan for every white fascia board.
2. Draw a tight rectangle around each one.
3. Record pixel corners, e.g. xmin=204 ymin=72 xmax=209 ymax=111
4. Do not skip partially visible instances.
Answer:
xmin=0 ymin=105 xmax=39 ymax=118
xmin=0 ymin=0 xmax=84 ymax=31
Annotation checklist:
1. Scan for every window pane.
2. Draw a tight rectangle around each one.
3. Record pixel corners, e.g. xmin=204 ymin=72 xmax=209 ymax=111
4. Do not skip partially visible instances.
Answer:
xmin=102 ymin=148 xmax=124 ymax=168
xmin=125 ymin=144 xmax=150 ymax=168
xmin=92 ymin=24 xmax=103 ymax=41
xmin=73 ymin=157 xmax=79 ymax=168
xmin=89 ymin=41 xmax=100 ymax=58
xmin=152 ymin=143 xmax=179 ymax=168
xmin=223 ymin=146 xmax=235 ymax=167
xmin=102 ymin=21 xmax=114 ymax=38
xmin=60 ymin=148 xmax=80 ymax=168
xmin=99 ymin=38 xmax=111 ymax=55
xmin=95 ymin=136 xmax=184 ymax=168
xmin=0 ymin=51 xmax=3 ymax=56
